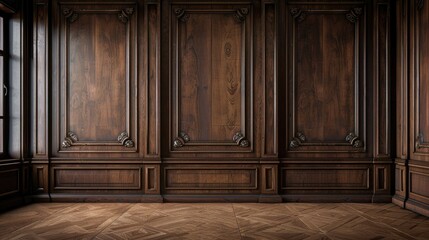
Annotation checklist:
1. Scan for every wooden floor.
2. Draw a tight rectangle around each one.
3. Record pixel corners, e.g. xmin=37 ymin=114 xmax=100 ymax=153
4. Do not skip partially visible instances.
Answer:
xmin=0 ymin=203 xmax=428 ymax=239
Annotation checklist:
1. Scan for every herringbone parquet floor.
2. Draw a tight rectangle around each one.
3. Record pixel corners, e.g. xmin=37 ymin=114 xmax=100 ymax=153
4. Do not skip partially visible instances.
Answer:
xmin=0 ymin=203 xmax=428 ymax=240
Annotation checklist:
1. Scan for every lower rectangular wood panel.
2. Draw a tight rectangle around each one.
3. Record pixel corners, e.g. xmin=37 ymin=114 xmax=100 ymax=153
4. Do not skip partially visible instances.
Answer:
xmin=53 ymin=167 xmax=141 ymax=190
xmin=409 ymin=167 xmax=429 ymax=204
xmin=282 ymin=167 xmax=370 ymax=190
xmin=164 ymin=167 xmax=258 ymax=190
xmin=0 ymin=168 xmax=20 ymax=197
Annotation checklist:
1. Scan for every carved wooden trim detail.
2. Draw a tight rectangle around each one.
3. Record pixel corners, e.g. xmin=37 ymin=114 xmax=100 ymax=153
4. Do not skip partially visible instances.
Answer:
xmin=345 ymin=132 xmax=363 ymax=148
xmin=415 ymin=135 xmax=429 ymax=149
xmin=172 ymin=131 xmax=190 ymax=149
xmin=290 ymin=8 xmax=307 ymax=23
xmin=174 ymin=8 xmax=190 ymax=22
xmin=289 ymin=132 xmax=306 ymax=149
xmin=62 ymin=8 xmax=79 ymax=23
xmin=62 ymin=131 xmax=78 ymax=148
xmin=233 ymin=132 xmax=250 ymax=147
xmin=117 ymin=131 xmax=134 ymax=148
xmin=234 ymin=8 xmax=249 ymax=23
xmin=118 ymin=8 xmax=134 ymax=23
xmin=346 ymin=8 xmax=363 ymax=23
xmin=418 ymin=0 xmax=424 ymax=10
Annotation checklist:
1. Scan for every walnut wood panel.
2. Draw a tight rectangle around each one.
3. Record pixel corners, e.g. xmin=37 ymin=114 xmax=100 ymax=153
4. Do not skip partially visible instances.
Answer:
xmin=164 ymin=167 xmax=257 ymax=190
xmin=144 ymin=165 xmax=160 ymax=194
xmin=261 ymin=165 xmax=277 ymax=194
xmin=0 ymin=168 xmax=19 ymax=197
xmin=282 ymin=167 xmax=370 ymax=190
xmin=412 ymin=0 xmax=429 ymax=155
xmin=146 ymin=3 xmax=161 ymax=157
xmin=53 ymin=167 xmax=141 ymax=190
xmin=409 ymin=166 xmax=429 ymax=204
xmin=56 ymin=2 xmax=138 ymax=154
xmin=169 ymin=4 xmax=253 ymax=153
xmin=262 ymin=2 xmax=277 ymax=157
xmin=32 ymin=164 xmax=48 ymax=193
xmin=286 ymin=4 xmax=366 ymax=153
xmin=33 ymin=1 xmax=49 ymax=157
xmin=374 ymin=1 xmax=391 ymax=158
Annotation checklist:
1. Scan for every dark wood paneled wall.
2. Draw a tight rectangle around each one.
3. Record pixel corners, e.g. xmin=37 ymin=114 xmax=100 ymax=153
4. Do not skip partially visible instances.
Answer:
xmin=2 ymin=0 xmax=426 ymax=218
xmin=393 ymin=0 xmax=429 ymax=217
xmin=20 ymin=0 xmax=413 ymax=208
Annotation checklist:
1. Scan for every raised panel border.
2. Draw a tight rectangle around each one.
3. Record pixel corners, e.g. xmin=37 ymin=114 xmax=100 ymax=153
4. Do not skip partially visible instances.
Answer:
xmin=164 ymin=167 xmax=258 ymax=190
xmin=169 ymin=3 xmax=254 ymax=153
xmin=57 ymin=2 xmax=139 ymax=153
xmin=281 ymin=167 xmax=370 ymax=190
xmin=53 ymin=167 xmax=142 ymax=190
xmin=287 ymin=4 xmax=366 ymax=153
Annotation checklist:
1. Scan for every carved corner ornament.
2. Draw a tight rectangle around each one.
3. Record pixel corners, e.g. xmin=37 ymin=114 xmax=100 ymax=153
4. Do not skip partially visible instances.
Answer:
xmin=118 ymin=8 xmax=134 ymax=23
xmin=117 ymin=131 xmax=134 ymax=148
xmin=233 ymin=132 xmax=249 ymax=148
xmin=290 ymin=8 xmax=307 ymax=23
xmin=62 ymin=8 xmax=79 ymax=23
xmin=234 ymin=8 xmax=249 ymax=23
xmin=62 ymin=131 xmax=78 ymax=148
xmin=289 ymin=132 xmax=306 ymax=149
xmin=346 ymin=8 xmax=363 ymax=23
xmin=172 ymin=131 xmax=190 ymax=149
xmin=415 ymin=134 xmax=429 ymax=149
xmin=174 ymin=8 xmax=190 ymax=22
xmin=345 ymin=132 xmax=363 ymax=148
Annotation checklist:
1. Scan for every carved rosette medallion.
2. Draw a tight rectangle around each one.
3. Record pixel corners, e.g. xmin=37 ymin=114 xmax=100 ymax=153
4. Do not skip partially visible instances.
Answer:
xmin=289 ymin=132 xmax=306 ymax=149
xmin=172 ymin=131 xmax=190 ymax=149
xmin=117 ymin=131 xmax=134 ymax=148
xmin=174 ymin=8 xmax=190 ymax=22
xmin=345 ymin=8 xmax=363 ymax=23
xmin=118 ymin=8 xmax=134 ymax=23
xmin=233 ymin=132 xmax=249 ymax=147
xmin=62 ymin=131 xmax=78 ymax=148
xmin=62 ymin=8 xmax=79 ymax=23
xmin=290 ymin=8 xmax=307 ymax=23
xmin=345 ymin=132 xmax=363 ymax=148
xmin=234 ymin=8 xmax=249 ymax=23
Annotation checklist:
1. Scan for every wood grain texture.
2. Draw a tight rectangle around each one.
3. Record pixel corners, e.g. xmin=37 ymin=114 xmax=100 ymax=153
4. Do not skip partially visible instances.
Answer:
xmin=169 ymin=4 xmax=253 ymax=153
xmin=1 ymin=203 xmax=428 ymax=239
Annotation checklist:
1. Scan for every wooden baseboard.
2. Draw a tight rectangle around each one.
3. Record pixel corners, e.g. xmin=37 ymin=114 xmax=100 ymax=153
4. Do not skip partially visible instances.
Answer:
xmin=46 ymin=194 xmax=164 ymax=203
xmin=372 ymin=194 xmax=393 ymax=203
xmin=392 ymin=194 xmax=406 ymax=208
xmin=258 ymin=195 xmax=282 ymax=203
xmin=282 ymin=194 xmax=378 ymax=203
xmin=162 ymin=195 xmax=260 ymax=203
xmin=405 ymin=199 xmax=429 ymax=217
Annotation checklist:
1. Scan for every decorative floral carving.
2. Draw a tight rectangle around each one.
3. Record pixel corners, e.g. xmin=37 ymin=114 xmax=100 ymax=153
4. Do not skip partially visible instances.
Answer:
xmin=174 ymin=8 xmax=190 ymax=22
xmin=289 ymin=132 xmax=306 ymax=149
xmin=345 ymin=132 xmax=363 ymax=148
xmin=290 ymin=8 xmax=307 ymax=23
xmin=234 ymin=8 xmax=249 ymax=23
xmin=173 ymin=138 xmax=183 ymax=148
xmin=233 ymin=132 xmax=250 ymax=148
xmin=62 ymin=8 xmax=79 ymax=23
xmin=117 ymin=131 xmax=134 ymax=148
xmin=172 ymin=131 xmax=190 ymax=148
xmin=62 ymin=131 xmax=78 ymax=148
xmin=346 ymin=8 xmax=363 ymax=23
xmin=118 ymin=8 xmax=134 ymax=23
